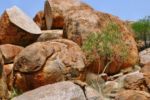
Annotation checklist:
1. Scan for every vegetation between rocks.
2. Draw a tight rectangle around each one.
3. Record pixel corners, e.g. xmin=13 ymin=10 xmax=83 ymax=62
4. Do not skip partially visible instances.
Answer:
xmin=131 ymin=16 xmax=150 ymax=50
xmin=82 ymin=22 xmax=128 ymax=72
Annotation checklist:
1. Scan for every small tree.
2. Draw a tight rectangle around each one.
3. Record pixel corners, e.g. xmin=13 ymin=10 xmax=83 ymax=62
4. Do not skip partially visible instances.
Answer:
xmin=82 ymin=23 xmax=128 ymax=73
xmin=132 ymin=16 xmax=150 ymax=49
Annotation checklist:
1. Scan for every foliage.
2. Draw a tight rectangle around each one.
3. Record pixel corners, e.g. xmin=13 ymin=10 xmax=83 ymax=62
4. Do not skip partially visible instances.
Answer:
xmin=131 ymin=16 xmax=150 ymax=48
xmin=9 ymin=87 xmax=22 ymax=99
xmin=82 ymin=23 xmax=128 ymax=63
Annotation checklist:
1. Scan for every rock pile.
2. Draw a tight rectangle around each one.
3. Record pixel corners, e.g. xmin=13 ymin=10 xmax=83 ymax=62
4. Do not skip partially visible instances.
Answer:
xmin=0 ymin=0 xmax=148 ymax=99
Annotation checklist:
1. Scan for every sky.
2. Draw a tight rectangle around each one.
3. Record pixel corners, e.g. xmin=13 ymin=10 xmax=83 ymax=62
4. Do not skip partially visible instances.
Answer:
xmin=0 ymin=0 xmax=150 ymax=21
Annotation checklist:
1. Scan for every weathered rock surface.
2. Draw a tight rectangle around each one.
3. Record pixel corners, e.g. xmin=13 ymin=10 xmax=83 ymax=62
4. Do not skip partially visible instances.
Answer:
xmin=13 ymin=81 xmax=103 ymax=100
xmin=44 ymin=0 xmax=93 ymax=29
xmin=0 ymin=6 xmax=41 ymax=46
xmin=0 ymin=44 xmax=24 ymax=64
xmin=115 ymin=90 xmax=150 ymax=100
xmin=0 ymin=51 xmax=8 ymax=99
xmin=141 ymin=63 xmax=150 ymax=89
xmin=33 ymin=11 xmax=47 ymax=30
xmin=37 ymin=30 xmax=63 ymax=42
xmin=139 ymin=48 xmax=150 ymax=65
xmin=12 ymin=81 xmax=86 ymax=100
xmin=141 ymin=63 xmax=150 ymax=74
xmin=123 ymin=71 xmax=148 ymax=91
xmin=86 ymin=71 xmax=150 ymax=100
xmin=63 ymin=9 xmax=100 ymax=46
xmin=96 ymin=12 xmax=139 ymax=69
xmin=13 ymin=39 xmax=86 ymax=92
xmin=63 ymin=8 xmax=138 ymax=74
xmin=84 ymin=86 xmax=104 ymax=100
xmin=43 ymin=0 xmax=139 ymax=74
xmin=4 ymin=64 xmax=13 ymax=77
xmin=3 ymin=64 xmax=13 ymax=90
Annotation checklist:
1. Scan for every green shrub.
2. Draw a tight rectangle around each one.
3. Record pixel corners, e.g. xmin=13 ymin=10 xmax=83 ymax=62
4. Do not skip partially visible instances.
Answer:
xmin=10 ymin=87 xmax=22 ymax=99
xmin=131 ymin=16 xmax=150 ymax=48
xmin=82 ymin=23 xmax=128 ymax=64
xmin=83 ymin=23 xmax=129 ymax=94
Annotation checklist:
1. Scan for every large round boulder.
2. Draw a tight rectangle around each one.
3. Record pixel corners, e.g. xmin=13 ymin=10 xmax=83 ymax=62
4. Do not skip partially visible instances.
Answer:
xmin=63 ymin=9 xmax=139 ymax=74
xmin=13 ymin=39 xmax=86 ymax=92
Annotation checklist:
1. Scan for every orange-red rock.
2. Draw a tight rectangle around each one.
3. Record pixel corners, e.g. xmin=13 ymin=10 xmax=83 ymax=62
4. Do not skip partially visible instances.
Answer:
xmin=123 ymin=71 xmax=148 ymax=91
xmin=63 ymin=9 xmax=100 ymax=46
xmin=141 ymin=63 xmax=150 ymax=90
xmin=63 ymin=8 xmax=139 ymax=74
xmin=44 ymin=0 xmax=93 ymax=29
xmin=3 ymin=64 xmax=13 ymax=91
xmin=0 ymin=51 xmax=8 ymax=99
xmin=0 ymin=44 xmax=24 ymax=64
xmin=115 ymin=90 xmax=150 ymax=100
xmin=0 ymin=6 xmax=41 ymax=46
xmin=13 ymin=39 xmax=86 ymax=92
xmin=33 ymin=11 xmax=47 ymax=30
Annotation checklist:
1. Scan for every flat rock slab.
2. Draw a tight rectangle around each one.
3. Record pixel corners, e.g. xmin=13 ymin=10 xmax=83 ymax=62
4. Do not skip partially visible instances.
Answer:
xmin=12 ymin=81 xmax=86 ymax=100
xmin=6 ymin=6 xmax=41 ymax=34
xmin=0 ymin=6 xmax=41 ymax=46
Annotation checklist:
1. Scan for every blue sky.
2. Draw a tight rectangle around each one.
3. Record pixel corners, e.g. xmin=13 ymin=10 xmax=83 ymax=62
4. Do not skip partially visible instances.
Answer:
xmin=0 ymin=0 xmax=150 ymax=21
